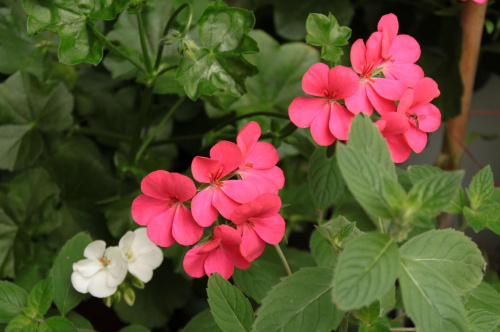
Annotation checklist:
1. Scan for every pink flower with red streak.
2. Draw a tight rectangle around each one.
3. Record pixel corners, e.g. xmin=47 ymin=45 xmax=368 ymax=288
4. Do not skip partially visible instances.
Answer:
xmin=131 ymin=170 xmax=203 ymax=247
xmin=288 ymin=63 xmax=359 ymax=145
xmin=376 ymin=14 xmax=424 ymax=87
xmin=345 ymin=34 xmax=407 ymax=115
xmin=183 ymin=225 xmax=250 ymax=279
xmin=191 ymin=141 xmax=259 ymax=227
xmin=236 ymin=121 xmax=284 ymax=194
xmin=397 ymin=77 xmax=441 ymax=153
xmin=230 ymin=193 xmax=285 ymax=262
xmin=375 ymin=112 xmax=411 ymax=163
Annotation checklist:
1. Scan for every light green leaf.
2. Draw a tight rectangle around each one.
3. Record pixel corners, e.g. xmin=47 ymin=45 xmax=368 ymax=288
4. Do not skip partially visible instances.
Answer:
xmin=5 ymin=315 xmax=37 ymax=332
xmin=399 ymin=258 xmax=468 ymax=332
xmin=359 ymin=320 xmax=391 ymax=332
xmin=465 ymin=282 xmax=500 ymax=317
xmin=444 ymin=188 xmax=466 ymax=214
xmin=0 ymin=281 xmax=29 ymax=323
xmin=332 ymin=233 xmax=399 ymax=310
xmin=310 ymin=230 xmax=337 ymax=267
xmin=52 ymin=233 xmax=92 ymax=316
xmin=23 ymin=0 xmax=131 ymax=65
xmin=467 ymin=309 xmax=500 ymax=332
xmin=315 ymin=215 xmax=362 ymax=249
xmin=467 ymin=165 xmax=494 ymax=210
xmin=38 ymin=316 xmax=77 ymax=332
xmin=180 ymin=309 xmax=222 ymax=332
xmin=207 ymin=273 xmax=254 ymax=332
xmin=176 ymin=0 xmax=258 ymax=100
xmin=25 ymin=276 xmax=53 ymax=319
xmin=464 ymin=205 xmax=500 ymax=234
xmin=400 ymin=229 xmax=484 ymax=295
xmin=358 ymin=301 xmax=380 ymax=323
xmin=308 ymin=147 xmax=345 ymax=209
xmin=408 ymin=165 xmax=444 ymax=184
xmin=253 ymin=267 xmax=343 ymax=332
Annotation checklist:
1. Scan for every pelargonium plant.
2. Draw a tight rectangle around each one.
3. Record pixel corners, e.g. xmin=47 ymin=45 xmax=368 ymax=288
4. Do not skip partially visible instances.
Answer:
xmin=0 ymin=1 xmax=499 ymax=332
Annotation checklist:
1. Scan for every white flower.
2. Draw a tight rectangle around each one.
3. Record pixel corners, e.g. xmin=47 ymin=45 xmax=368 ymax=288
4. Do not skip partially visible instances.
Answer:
xmin=119 ymin=228 xmax=163 ymax=283
xmin=71 ymin=240 xmax=127 ymax=298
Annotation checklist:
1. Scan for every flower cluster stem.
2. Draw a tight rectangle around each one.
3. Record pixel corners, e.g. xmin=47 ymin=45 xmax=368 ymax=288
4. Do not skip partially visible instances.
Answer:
xmin=129 ymin=86 xmax=155 ymax=163
xmin=136 ymin=10 xmax=153 ymax=75
xmin=274 ymin=244 xmax=292 ymax=276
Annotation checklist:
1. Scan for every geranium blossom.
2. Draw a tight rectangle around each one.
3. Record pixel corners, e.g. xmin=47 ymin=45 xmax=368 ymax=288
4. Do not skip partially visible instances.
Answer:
xmin=131 ymin=170 xmax=203 ymax=247
xmin=397 ymin=77 xmax=441 ymax=153
xmin=191 ymin=141 xmax=259 ymax=227
xmin=289 ymin=63 xmax=359 ymax=145
xmin=71 ymin=241 xmax=127 ymax=298
xmin=236 ymin=121 xmax=284 ymax=194
xmin=183 ymin=225 xmax=250 ymax=279
xmin=119 ymin=228 xmax=164 ymax=283
xmin=230 ymin=193 xmax=285 ymax=261
xmin=375 ymin=112 xmax=411 ymax=163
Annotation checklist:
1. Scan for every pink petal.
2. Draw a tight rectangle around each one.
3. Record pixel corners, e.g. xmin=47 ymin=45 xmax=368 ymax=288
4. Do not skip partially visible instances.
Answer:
xmin=140 ymin=170 xmax=172 ymax=200
xmin=191 ymin=188 xmax=218 ymax=227
xmin=210 ymin=141 xmax=242 ymax=177
xmin=329 ymin=102 xmax=355 ymax=141
xmin=147 ymin=208 xmax=175 ymax=247
xmin=221 ymin=179 xmax=259 ymax=204
xmin=366 ymin=84 xmax=397 ymax=115
xmin=237 ymin=121 xmax=261 ymax=159
xmin=172 ymin=205 xmax=204 ymax=246
xmin=404 ymin=126 xmax=427 ymax=153
xmin=214 ymin=224 xmax=242 ymax=245
xmin=204 ymin=248 xmax=234 ymax=279
xmin=302 ymin=63 xmax=330 ymax=97
xmin=385 ymin=134 xmax=411 ymax=163
xmin=230 ymin=193 xmax=282 ymax=224
xmin=345 ymin=84 xmax=372 ymax=114
xmin=411 ymin=103 xmax=441 ymax=132
xmin=383 ymin=63 xmax=424 ymax=87
xmin=238 ymin=167 xmax=284 ymax=194
xmin=412 ymin=77 xmax=440 ymax=106
xmin=212 ymin=189 xmax=241 ymax=219
xmin=222 ymin=242 xmax=251 ymax=270
xmin=141 ymin=171 xmax=195 ymax=202
xmin=388 ymin=35 xmax=421 ymax=64
xmin=310 ymin=106 xmax=336 ymax=146
xmin=289 ymin=97 xmax=326 ymax=128
xmin=239 ymin=226 xmax=266 ymax=262
xmin=379 ymin=112 xmax=410 ymax=135
xmin=328 ymin=65 xmax=359 ymax=100
xmin=378 ymin=13 xmax=399 ymax=59
xmin=246 ymin=142 xmax=279 ymax=169
xmin=191 ymin=156 xmax=221 ymax=184
xmin=365 ymin=32 xmax=382 ymax=66
xmin=397 ymin=89 xmax=413 ymax=114
xmin=183 ymin=246 xmax=208 ymax=278
xmin=350 ymin=39 xmax=366 ymax=74
xmin=253 ymin=214 xmax=286 ymax=245
xmin=131 ymin=195 xmax=168 ymax=226
xmin=371 ymin=78 xmax=406 ymax=101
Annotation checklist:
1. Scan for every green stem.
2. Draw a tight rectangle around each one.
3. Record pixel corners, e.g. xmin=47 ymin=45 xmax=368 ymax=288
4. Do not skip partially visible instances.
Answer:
xmin=390 ymin=328 xmax=417 ymax=332
xmin=89 ymin=22 xmax=146 ymax=73
xmin=129 ymin=86 xmax=155 ymax=163
xmin=274 ymin=244 xmax=292 ymax=276
xmin=135 ymin=96 xmax=186 ymax=162
xmin=151 ymin=133 xmax=204 ymax=145
xmin=73 ymin=126 xmax=132 ymax=142
xmin=154 ymin=3 xmax=194 ymax=71
xmin=136 ymin=10 xmax=153 ymax=75
xmin=156 ymin=65 xmax=179 ymax=77
xmin=213 ymin=111 xmax=290 ymax=131
xmin=390 ymin=312 xmax=407 ymax=325
xmin=339 ymin=317 xmax=348 ymax=332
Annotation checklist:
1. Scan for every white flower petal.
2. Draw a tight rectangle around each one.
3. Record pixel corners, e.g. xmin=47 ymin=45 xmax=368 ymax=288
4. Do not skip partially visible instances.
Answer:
xmin=128 ymin=260 xmax=154 ymax=283
xmin=71 ymin=271 xmax=91 ymax=294
xmin=72 ymin=259 xmax=103 ymax=277
xmin=84 ymin=240 xmax=106 ymax=259
xmin=87 ymin=270 xmax=117 ymax=298
xmin=104 ymin=247 xmax=127 ymax=286
xmin=130 ymin=228 xmax=158 ymax=256
xmin=118 ymin=231 xmax=134 ymax=254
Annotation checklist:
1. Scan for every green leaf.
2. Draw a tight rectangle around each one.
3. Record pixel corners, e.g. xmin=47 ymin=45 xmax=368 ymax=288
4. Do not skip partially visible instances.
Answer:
xmin=315 ymin=215 xmax=361 ymax=249
xmin=464 ymin=205 xmax=500 ymax=233
xmin=253 ymin=267 xmax=343 ymax=332
xmin=406 ymin=171 xmax=464 ymax=218
xmin=400 ymin=229 xmax=484 ymax=295
xmin=5 ymin=315 xmax=37 ymax=332
xmin=229 ymin=29 xmax=319 ymax=114
xmin=0 ymin=281 xmax=29 ymax=323
xmin=180 ymin=309 xmax=222 ymax=332
xmin=176 ymin=0 xmax=258 ymax=100
xmin=207 ymin=273 xmax=254 ymax=332
xmin=308 ymin=147 xmax=345 ymax=209
xmin=23 ymin=0 xmax=131 ymax=65
xmin=232 ymin=260 xmax=283 ymax=303
xmin=305 ymin=13 xmax=351 ymax=63
xmin=309 ymin=230 xmax=337 ymax=267
xmin=25 ymin=276 xmax=53 ymax=319
xmin=465 ymin=282 xmax=500 ymax=317
xmin=467 ymin=309 xmax=500 ymax=332
xmin=65 ymin=311 xmax=93 ymax=330
xmin=408 ymin=165 xmax=444 ymax=184
xmin=444 ymin=188 xmax=466 ymax=214
xmin=0 ymin=72 xmax=73 ymax=170
xmin=332 ymin=233 xmax=399 ymax=310
xmin=119 ymin=325 xmax=151 ymax=332
xmin=0 ymin=208 xmax=17 ymax=279
xmin=52 ymin=232 xmax=92 ymax=316
xmin=38 ymin=316 xmax=77 ymax=332
xmin=399 ymin=258 xmax=468 ymax=332
xmin=358 ymin=301 xmax=381 ymax=323
xmin=467 ymin=165 xmax=494 ymax=210
xmin=359 ymin=319 xmax=391 ymax=332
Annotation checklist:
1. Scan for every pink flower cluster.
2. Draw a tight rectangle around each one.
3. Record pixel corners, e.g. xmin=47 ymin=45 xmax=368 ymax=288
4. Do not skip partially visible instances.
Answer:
xmin=132 ymin=121 xmax=286 ymax=279
xmin=289 ymin=13 xmax=441 ymax=163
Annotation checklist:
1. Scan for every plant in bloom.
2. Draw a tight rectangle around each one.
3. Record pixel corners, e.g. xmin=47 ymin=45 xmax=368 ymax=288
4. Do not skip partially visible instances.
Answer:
xmin=288 ymin=63 xmax=360 ymax=145
xmin=230 ymin=193 xmax=285 ymax=261
xmin=119 ymin=228 xmax=164 ymax=283
xmin=71 ymin=240 xmax=127 ymax=298
xmin=131 ymin=170 xmax=203 ymax=247
xmin=183 ymin=225 xmax=250 ymax=279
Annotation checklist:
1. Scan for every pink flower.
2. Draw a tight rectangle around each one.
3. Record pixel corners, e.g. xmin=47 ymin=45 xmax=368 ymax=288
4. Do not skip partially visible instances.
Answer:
xmin=345 ymin=35 xmax=407 ymax=115
xmin=230 ymin=193 xmax=285 ymax=262
xmin=375 ymin=112 xmax=411 ymax=163
xmin=289 ymin=63 xmax=359 ymax=145
xmin=397 ymin=77 xmax=441 ymax=153
xmin=131 ymin=170 xmax=203 ymax=247
xmin=191 ymin=141 xmax=259 ymax=227
xmin=460 ymin=0 xmax=487 ymax=3
xmin=236 ymin=121 xmax=284 ymax=194
xmin=183 ymin=225 xmax=250 ymax=279
xmin=376 ymin=14 xmax=424 ymax=87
